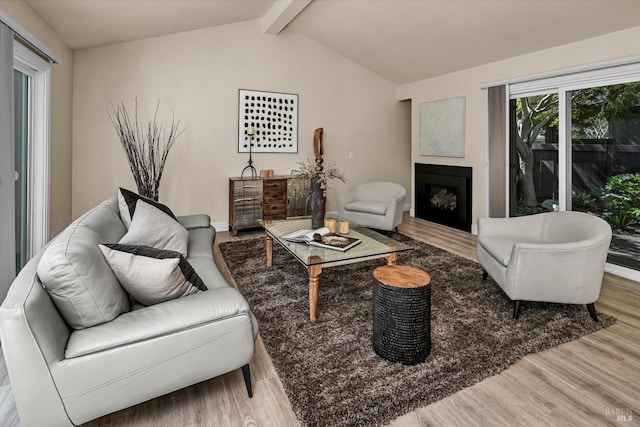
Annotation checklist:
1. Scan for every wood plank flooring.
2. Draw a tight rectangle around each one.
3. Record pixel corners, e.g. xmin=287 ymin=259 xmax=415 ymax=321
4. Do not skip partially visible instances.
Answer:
xmin=1 ymin=213 xmax=638 ymax=426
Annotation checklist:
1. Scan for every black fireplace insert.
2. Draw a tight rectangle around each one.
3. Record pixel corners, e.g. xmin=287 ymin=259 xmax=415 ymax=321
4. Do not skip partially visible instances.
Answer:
xmin=415 ymin=163 xmax=472 ymax=232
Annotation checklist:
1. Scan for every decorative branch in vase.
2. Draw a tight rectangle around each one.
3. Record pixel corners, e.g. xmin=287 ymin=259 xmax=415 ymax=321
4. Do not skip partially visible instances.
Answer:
xmin=108 ymin=99 xmax=184 ymax=201
xmin=291 ymin=128 xmax=346 ymax=229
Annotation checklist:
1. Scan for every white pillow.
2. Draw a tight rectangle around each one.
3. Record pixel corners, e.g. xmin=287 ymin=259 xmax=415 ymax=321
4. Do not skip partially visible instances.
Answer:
xmin=98 ymin=244 xmax=207 ymax=306
xmin=119 ymin=199 xmax=189 ymax=256
xmin=117 ymin=187 xmax=177 ymax=229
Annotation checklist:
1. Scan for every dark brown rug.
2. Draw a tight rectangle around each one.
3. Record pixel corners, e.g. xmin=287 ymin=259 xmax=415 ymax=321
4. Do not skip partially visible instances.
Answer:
xmin=219 ymin=234 xmax=615 ymax=427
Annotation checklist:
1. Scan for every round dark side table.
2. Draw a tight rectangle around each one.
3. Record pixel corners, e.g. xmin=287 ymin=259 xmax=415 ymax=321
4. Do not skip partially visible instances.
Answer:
xmin=372 ymin=264 xmax=431 ymax=365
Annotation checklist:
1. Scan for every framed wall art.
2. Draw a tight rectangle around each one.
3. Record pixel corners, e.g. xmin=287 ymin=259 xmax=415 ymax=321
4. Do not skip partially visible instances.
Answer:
xmin=419 ymin=96 xmax=466 ymax=158
xmin=238 ymin=89 xmax=298 ymax=153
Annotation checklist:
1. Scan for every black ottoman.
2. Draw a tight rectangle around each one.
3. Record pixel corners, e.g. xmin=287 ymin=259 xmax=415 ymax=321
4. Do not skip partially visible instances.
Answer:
xmin=372 ymin=265 xmax=431 ymax=365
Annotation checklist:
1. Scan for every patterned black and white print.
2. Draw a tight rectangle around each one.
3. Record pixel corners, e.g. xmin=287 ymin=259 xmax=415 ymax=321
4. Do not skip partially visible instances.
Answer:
xmin=238 ymin=89 xmax=298 ymax=153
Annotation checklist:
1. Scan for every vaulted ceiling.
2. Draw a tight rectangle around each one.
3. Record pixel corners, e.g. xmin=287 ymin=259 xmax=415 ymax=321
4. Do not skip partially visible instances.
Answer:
xmin=26 ymin=0 xmax=640 ymax=84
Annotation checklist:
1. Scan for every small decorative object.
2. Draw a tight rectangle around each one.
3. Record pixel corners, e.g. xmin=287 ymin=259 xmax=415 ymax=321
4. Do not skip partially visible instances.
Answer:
xmin=241 ymin=126 xmax=257 ymax=179
xmin=267 ymin=169 xmax=274 ymax=178
xmin=238 ymin=89 xmax=298 ymax=153
xmin=420 ymin=96 xmax=465 ymax=158
xmin=339 ymin=219 xmax=350 ymax=234
xmin=292 ymin=128 xmax=346 ymax=229
xmin=109 ymin=99 xmax=184 ymax=201
xmin=259 ymin=170 xmax=267 ymax=178
xmin=325 ymin=218 xmax=337 ymax=233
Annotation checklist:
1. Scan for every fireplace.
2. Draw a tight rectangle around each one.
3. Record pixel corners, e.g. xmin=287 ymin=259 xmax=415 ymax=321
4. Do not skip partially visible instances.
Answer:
xmin=415 ymin=163 xmax=472 ymax=232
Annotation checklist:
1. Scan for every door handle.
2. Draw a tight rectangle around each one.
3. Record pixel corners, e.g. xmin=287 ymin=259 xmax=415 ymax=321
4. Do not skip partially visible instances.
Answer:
xmin=13 ymin=171 xmax=19 ymax=182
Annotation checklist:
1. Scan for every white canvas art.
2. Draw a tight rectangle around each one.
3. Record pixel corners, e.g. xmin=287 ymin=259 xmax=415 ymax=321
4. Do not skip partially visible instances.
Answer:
xmin=238 ymin=89 xmax=298 ymax=153
xmin=420 ymin=97 xmax=465 ymax=157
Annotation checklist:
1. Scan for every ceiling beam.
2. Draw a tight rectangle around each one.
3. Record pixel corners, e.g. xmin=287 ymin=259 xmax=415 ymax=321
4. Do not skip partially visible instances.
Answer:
xmin=262 ymin=0 xmax=313 ymax=35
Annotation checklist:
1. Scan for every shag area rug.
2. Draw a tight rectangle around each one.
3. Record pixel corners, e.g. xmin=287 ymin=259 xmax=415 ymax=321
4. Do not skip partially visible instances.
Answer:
xmin=219 ymin=234 xmax=615 ymax=427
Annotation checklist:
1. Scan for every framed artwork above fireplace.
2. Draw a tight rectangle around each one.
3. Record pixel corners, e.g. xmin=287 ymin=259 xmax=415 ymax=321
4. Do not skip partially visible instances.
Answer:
xmin=419 ymin=96 xmax=465 ymax=158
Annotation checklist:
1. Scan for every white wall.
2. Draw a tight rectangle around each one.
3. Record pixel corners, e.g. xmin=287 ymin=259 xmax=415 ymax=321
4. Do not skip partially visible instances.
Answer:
xmin=398 ymin=25 xmax=640 ymax=228
xmin=72 ymin=19 xmax=411 ymax=223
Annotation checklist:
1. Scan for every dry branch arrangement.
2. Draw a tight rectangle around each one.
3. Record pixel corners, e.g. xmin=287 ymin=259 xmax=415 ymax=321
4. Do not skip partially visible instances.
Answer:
xmin=108 ymin=99 xmax=184 ymax=201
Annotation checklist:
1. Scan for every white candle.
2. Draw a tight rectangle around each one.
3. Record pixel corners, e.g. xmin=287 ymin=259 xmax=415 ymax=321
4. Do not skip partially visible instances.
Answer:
xmin=247 ymin=126 xmax=255 ymax=135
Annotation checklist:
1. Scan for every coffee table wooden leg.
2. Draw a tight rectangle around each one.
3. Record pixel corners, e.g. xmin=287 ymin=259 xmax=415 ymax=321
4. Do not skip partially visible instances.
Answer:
xmin=387 ymin=252 xmax=397 ymax=265
xmin=308 ymin=264 xmax=322 ymax=322
xmin=265 ymin=232 xmax=273 ymax=268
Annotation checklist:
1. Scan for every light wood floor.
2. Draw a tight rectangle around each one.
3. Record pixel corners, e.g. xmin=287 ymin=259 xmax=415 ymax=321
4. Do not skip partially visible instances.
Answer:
xmin=2 ymin=213 xmax=639 ymax=426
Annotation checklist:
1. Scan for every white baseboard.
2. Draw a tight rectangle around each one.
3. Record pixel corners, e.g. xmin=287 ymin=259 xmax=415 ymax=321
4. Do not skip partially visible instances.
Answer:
xmin=605 ymin=263 xmax=640 ymax=282
xmin=213 ymin=221 xmax=229 ymax=232
xmin=404 ymin=203 xmax=411 ymax=212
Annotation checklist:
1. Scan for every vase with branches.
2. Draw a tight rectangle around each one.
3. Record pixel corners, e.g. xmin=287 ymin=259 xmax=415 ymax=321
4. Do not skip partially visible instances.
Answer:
xmin=292 ymin=159 xmax=346 ymax=228
xmin=291 ymin=128 xmax=346 ymax=228
xmin=108 ymin=99 xmax=184 ymax=201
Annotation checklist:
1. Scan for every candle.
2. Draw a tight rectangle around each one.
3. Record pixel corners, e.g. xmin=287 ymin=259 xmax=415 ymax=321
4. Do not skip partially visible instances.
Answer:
xmin=325 ymin=218 xmax=337 ymax=233
xmin=247 ymin=126 xmax=255 ymax=135
xmin=339 ymin=219 xmax=350 ymax=234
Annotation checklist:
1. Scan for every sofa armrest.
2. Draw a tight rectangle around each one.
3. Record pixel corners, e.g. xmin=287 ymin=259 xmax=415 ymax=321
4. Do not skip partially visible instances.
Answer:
xmin=0 ymin=252 xmax=74 ymax=427
xmin=177 ymin=214 xmax=211 ymax=230
xmin=506 ymin=239 xmax=609 ymax=303
xmin=65 ymin=287 xmax=252 ymax=358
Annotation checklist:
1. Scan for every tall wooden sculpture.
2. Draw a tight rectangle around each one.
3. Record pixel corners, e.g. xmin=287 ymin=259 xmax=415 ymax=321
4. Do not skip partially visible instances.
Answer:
xmin=311 ymin=128 xmax=325 ymax=229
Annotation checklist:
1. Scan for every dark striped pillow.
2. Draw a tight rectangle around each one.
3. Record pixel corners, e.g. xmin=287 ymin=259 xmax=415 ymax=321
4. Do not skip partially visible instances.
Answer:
xmin=99 ymin=243 xmax=207 ymax=306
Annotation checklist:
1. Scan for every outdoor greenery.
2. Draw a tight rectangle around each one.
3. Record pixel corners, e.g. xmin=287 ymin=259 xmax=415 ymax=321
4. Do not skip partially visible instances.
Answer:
xmin=571 ymin=190 xmax=597 ymax=213
xmin=572 ymin=172 xmax=640 ymax=231
xmin=596 ymin=173 xmax=640 ymax=229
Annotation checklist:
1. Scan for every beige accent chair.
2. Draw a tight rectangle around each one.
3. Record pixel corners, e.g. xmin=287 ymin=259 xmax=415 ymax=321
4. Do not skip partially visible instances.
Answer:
xmin=338 ymin=182 xmax=406 ymax=232
xmin=476 ymin=211 xmax=612 ymax=320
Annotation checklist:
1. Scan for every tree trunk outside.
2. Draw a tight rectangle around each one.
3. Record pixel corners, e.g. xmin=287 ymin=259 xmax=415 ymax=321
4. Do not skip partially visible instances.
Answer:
xmin=516 ymin=140 xmax=538 ymax=207
xmin=310 ymin=177 xmax=326 ymax=229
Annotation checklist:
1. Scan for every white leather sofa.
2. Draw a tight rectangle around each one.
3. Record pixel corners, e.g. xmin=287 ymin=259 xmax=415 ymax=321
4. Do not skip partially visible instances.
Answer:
xmin=0 ymin=196 xmax=259 ymax=426
xmin=477 ymin=211 xmax=612 ymax=320
xmin=338 ymin=181 xmax=406 ymax=232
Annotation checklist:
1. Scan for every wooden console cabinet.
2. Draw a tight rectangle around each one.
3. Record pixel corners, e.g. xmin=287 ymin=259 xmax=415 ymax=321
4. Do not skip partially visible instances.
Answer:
xmin=228 ymin=175 xmax=311 ymax=235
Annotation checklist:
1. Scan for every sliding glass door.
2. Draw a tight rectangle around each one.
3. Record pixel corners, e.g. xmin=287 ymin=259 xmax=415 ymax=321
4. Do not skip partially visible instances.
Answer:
xmin=14 ymin=69 xmax=29 ymax=271
xmin=508 ymin=79 xmax=640 ymax=271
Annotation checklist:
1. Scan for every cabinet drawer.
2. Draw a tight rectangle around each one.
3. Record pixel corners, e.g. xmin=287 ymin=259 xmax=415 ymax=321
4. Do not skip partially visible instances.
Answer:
xmin=263 ymin=201 xmax=286 ymax=214
xmin=263 ymin=192 xmax=286 ymax=204
xmin=263 ymin=179 xmax=287 ymax=193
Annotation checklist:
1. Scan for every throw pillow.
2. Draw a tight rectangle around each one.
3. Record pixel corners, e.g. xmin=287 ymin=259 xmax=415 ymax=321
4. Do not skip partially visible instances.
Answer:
xmin=118 ymin=199 xmax=189 ymax=256
xmin=36 ymin=200 xmax=130 ymax=329
xmin=117 ymin=187 xmax=176 ymax=229
xmin=99 ymin=244 xmax=207 ymax=306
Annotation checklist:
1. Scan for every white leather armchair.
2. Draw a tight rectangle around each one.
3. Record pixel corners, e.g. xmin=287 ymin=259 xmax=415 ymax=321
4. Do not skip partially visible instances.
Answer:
xmin=338 ymin=181 xmax=406 ymax=232
xmin=477 ymin=211 xmax=612 ymax=320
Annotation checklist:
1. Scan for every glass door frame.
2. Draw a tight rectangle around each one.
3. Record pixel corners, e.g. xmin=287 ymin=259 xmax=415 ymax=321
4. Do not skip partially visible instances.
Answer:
xmin=13 ymin=41 xmax=51 ymax=262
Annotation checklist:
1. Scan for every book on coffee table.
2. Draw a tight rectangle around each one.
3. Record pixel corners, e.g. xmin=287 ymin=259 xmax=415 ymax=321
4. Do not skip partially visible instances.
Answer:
xmin=282 ymin=227 xmax=361 ymax=252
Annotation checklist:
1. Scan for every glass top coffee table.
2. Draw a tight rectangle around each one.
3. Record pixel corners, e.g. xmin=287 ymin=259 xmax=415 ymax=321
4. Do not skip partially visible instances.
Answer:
xmin=261 ymin=217 xmax=412 ymax=322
